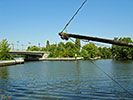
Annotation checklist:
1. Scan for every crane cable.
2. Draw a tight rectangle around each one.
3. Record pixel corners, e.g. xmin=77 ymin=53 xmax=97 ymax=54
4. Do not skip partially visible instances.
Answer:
xmin=70 ymin=39 xmax=133 ymax=97
xmin=61 ymin=0 xmax=88 ymax=32
xmin=60 ymin=0 xmax=132 ymax=96
xmin=91 ymin=61 xmax=133 ymax=97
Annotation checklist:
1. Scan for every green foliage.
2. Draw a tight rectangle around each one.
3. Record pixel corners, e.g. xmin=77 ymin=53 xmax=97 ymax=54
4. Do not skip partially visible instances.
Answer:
xmin=65 ymin=42 xmax=77 ymax=57
xmin=46 ymin=40 xmax=50 ymax=50
xmin=0 ymin=39 xmax=14 ymax=60
xmin=48 ymin=42 xmax=77 ymax=58
xmin=48 ymin=44 xmax=57 ymax=52
xmin=75 ymin=39 xmax=81 ymax=54
xmin=27 ymin=46 xmax=39 ymax=51
xmin=82 ymin=43 xmax=98 ymax=58
xmin=112 ymin=37 xmax=133 ymax=60
xmin=48 ymin=44 xmax=57 ymax=58
xmin=25 ymin=37 xmax=132 ymax=60
xmin=41 ymin=47 xmax=47 ymax=51
xmin=55 ymin=42 xmax=66 ymax=57
xmin=81 ymin=49 xmax=89 ymax=60
xmin=98 ymin=47 xmax=112 ymax=59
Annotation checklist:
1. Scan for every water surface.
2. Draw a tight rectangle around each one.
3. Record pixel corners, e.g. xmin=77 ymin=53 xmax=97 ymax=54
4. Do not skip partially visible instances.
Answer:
xmin=0 ymin=59 xmax=133 ymax=100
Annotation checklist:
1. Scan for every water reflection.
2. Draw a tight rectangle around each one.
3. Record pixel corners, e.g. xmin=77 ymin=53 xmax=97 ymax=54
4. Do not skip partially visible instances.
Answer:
xmin=93 ymin=59 xmax=133 ymax=98
xmin=111 ymin=60 xmax=133 ymax=94
xmin=0 ymin=67 xmax=9 ymax=79
xmin=0 ymin=67 xmax=10 ymax=94
xmin=0 ymin=60 xmax=133 ymax=99
xmin=111 ymin=60 xmax=132 ymax=77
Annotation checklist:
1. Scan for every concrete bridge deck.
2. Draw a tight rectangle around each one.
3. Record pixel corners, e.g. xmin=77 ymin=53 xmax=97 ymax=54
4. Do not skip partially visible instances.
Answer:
xmin=9 ymin=50 xmax=49 ymax=56
xmin=8 ymin=50 xmax=49 ymax=60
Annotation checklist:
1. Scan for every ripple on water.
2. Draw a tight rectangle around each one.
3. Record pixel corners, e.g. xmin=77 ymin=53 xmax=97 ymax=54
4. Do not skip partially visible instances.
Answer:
xmin=0 ymin=60 xmax=133 ymax=99
xmin=0 ymin=79 xmax=133 ymax=100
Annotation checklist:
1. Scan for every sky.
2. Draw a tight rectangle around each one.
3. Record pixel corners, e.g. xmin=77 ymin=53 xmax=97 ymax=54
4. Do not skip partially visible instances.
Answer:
xmin=0 ymin=0 xmax=133 ymax=49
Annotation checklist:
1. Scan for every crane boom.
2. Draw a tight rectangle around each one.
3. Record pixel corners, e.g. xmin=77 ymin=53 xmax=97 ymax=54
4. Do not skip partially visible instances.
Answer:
xmin=59 ymin=32 xmax=133 ymax=47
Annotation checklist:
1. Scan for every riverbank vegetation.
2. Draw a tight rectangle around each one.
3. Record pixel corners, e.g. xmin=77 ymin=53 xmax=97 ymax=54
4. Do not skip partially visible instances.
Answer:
xmin=0 ymin=37 xmax=132 ymax=61
xmin=112 ymin=37 xmax=133 ymax=60
xmin=27 ymin=37 xmax=133 ymax=60
xmin=0 ymin=39 xmax=14 ymax=60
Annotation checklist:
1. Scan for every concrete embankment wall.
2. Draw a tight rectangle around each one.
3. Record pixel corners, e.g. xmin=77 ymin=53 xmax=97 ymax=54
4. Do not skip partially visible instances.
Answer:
xmin=0 ymin=60 xmax=24 ymax=67
xmin=0 ymin=57 xmax=83 ymax=66
xmin=39 ymin=57 xmax=83 ymax=61
xmin=25 ymin=57 xmax=83 ymax=61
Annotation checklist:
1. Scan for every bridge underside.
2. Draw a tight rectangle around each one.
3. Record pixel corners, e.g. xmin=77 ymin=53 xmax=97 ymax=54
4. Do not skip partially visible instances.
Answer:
xmin=8 ymin=51 xmax=49 ymax=61
xmin=25 ymin=55 xmax=42 ymax=61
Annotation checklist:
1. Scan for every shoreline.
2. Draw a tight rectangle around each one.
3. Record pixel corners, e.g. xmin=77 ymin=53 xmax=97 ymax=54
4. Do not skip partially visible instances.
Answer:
xmin=25 ymin=57 xmax=83 ymax=61
xmin=0 ymin=58 xmax=131 ymax=67
xmin=0 ymin=57 xmax=83 ymax=67
xmin=0 ymin=59 xmax=24 ymax=67
xmin=39 ymin=57 xmax=83 ymax=61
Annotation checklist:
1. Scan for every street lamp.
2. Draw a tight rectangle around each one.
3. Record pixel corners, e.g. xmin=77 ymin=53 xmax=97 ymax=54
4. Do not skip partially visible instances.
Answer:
xmin=11 ymin=43 xmax=14 ymax=50
xmin=17 ymin=41 xmax=19 ymax=50
xmin=21 ymin=44 xmax=24 ymax=50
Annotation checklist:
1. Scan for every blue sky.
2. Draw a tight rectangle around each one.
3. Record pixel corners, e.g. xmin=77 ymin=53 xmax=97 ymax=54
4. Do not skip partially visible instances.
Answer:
xmin=0 ymin=0 xmax=133 ymax=49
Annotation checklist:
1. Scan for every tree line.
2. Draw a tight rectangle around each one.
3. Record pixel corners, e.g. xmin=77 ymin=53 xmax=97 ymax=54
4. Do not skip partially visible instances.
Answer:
xmin=27 ymin=37 xmax=133 ymax=60
xmin=0 ymin=37 xmax=132 ymax=60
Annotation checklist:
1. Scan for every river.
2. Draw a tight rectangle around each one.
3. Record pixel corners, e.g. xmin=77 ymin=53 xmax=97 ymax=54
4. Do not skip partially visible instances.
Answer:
xmin=0 ymin=59 xmax=133 ymax=100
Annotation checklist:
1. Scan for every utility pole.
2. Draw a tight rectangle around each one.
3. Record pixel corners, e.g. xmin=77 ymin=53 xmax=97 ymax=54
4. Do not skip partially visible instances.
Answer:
xmin=17 ymin=41 xmax=19 ymax=50
xmin=59 ymin=32 xmax=133 ymax=47
xmin=21 ymin=44 xmax=24 ymax=50
xmin=11 ymin=43 xmax=14 ymax=50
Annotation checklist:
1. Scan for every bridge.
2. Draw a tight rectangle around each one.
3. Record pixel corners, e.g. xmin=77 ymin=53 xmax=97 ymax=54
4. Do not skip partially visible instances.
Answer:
xmin=8 ymin=50 xmax=49 ymax=61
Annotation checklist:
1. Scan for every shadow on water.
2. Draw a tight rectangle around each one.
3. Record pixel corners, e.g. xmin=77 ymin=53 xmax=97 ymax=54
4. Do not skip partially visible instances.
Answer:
xmin=0 ymin=67 xmax=10 ymax=94
xmin=0 ymin=67 xmax=9 ymax=79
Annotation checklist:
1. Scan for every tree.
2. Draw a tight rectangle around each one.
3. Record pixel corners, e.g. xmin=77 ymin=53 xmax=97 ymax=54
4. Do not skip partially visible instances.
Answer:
xmin=111 ymin=37 xmax=133 ymax=60
xmin=41 ymin=47 xmax=47 ymax=51
xmin=98 ymin=47 xmax=112 ymax=59
xmin=48 ymin=44 xmax=57 ymax=57
xmin=82 ymin=43 xmax=98 ymax=58
xmin=81 ymin=49 xmax=89 ymax=59
xmin=58 ymin=42 xmax=65 ymax=48
xmin=46 ymin=40 xmax=50 ymax=50
xmin=55 ymin=42 xmax=65 ymax=57
xmin=75 ymin=39 xmax=81 ymax=55
xmin=0 ymin=39 xmax=14 ymax=60
xmin=27 ymin=46 xmax=39 ymax=51
xmin=65 ymin=42 xmax=76 ymax=57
